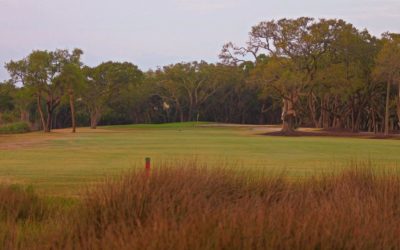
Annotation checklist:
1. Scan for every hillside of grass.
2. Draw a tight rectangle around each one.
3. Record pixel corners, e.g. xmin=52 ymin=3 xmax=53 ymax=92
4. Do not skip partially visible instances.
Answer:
xmin=0 ymin=123 xmax=400 ymax=195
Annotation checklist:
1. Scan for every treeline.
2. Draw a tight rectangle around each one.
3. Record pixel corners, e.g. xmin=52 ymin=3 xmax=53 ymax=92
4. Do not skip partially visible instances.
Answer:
xmin=0 ymin=17 xmax=399 ymax=134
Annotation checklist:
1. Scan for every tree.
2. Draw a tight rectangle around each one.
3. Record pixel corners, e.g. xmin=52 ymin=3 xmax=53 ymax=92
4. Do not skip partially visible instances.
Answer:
xmin=13 ymin=87 xmax=35 ymax=124
xmin=308 ymin=25 xmax=379 ymax=132
xmin=220 ymin=17 xmax=324 ymax=133
xmin=250 ymin=57 xmax=305 ymax=133
xmin=6 ymin=51 xmax=59 ymax=132
xmin=153 ymin=62 xmax=224 ymax=122
xmin=152 ymin=68 xmax=186 ymax=122
xmin=221 ymin=18 xmax=337 ymax=133
xmin=373 ymin=33 xmax=400 ymax=135
xmin=55 ymin=49 xmax=84 ymax=133
xmin=0 ymin=81 xmax=15 ymax=124
xmin=221 ymin=17 xmax=381 ymax=133
xmin=82 ymin=62 xmax=143 ymax=128
xmin=56 ymin=63 xmax=84 ymax=132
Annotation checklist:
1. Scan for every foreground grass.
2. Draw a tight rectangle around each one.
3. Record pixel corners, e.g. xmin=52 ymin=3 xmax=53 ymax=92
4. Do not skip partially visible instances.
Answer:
xmin=1 ymin=164 xmax=400 ymax=249
xmin=0 ymin=122 xmax=400 ymax=195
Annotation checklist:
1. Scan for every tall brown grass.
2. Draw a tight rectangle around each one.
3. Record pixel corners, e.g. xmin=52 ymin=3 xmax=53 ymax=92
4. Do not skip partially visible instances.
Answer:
xmin=2 ymin=164 xmax=400 ymax=249
xmin=0 ymin=185 xmax=54 ymax=250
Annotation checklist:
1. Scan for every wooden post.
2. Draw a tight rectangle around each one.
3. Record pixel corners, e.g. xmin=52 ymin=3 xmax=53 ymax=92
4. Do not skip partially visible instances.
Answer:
xmin=145 ymin=157 xmax=151 ymax=175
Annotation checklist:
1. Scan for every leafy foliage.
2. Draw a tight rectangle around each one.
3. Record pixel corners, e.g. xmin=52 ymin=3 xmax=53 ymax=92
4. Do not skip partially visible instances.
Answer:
xmin=0 ymin=122 xmax=30 ymax=134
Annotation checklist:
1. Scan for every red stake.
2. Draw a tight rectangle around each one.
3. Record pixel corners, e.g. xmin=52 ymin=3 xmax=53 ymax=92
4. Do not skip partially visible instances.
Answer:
xmin=145 ymin=157 xmax=151 ymax=172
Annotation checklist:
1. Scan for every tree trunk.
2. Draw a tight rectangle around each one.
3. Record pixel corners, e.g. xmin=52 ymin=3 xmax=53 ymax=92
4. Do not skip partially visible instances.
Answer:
xmin=45 ymin=98 xmax=55 ymax=132
xmin=350 ymin=98 xmax=361 ymax=133
xmin=332 ymin=96 xmax=341 ymax=129
xmin=354 ymin=108 xmax=363 ymax=133
xmin=36 ymin=95 xmax=48 ymax=132
xmin=397 ymin=83 xmax=400 ymax=128
xmin=90 ymin=115 xmax=97 ymax=129
xmin=20 ymin=109 xmax=29 ymax=123
xmin=371 ymin=109 xmax=377 ymax=134
xmin=322 ymin=95 xmax=330 ymax=129
xmin=69 ymin=91 xmax=76 ymax=133
xmin=308 ymin=92 xmax=319 ymax=128
xmin=333 ymin=117 xmax=342 ymax=129
xmin=46 ymin=109 xmax=53 ymax=133
xmin=90 ymin=108 xmax=99 ymax=129
xmin=176 ymin=101 xmax=184 ymax=122
xmin=384 ymin=80 xmax=391 ymax=136
xmin=259 ymin=104 xmax=266 ymax=124
xmin=282 ymin=114 xmax=295 ymax=134
xmin=188 ymin=102 xmax=193 ymax=121
xmin=281 ymin=98 xmax=296 ymax=135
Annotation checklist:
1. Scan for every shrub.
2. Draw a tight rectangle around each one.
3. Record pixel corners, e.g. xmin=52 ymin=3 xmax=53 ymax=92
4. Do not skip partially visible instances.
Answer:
xmin=0 ymin=122 xmax=30 ymax=134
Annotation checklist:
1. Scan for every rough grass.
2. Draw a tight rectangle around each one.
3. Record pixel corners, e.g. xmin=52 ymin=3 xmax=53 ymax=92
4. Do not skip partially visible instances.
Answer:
xmin=1 ymin=123 xmax=400 ymax=195
xmin=1 ymin=163 xmax=400 ymax=249
xmin=0 ymin=122 xmax=30 ymax=134
xmin=0 ymin=185 xmax=71 ymax=250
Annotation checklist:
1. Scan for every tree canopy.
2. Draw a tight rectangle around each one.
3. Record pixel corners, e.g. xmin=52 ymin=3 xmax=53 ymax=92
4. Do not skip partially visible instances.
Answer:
xmin=1 ymin=17 xmax=400 ymax=134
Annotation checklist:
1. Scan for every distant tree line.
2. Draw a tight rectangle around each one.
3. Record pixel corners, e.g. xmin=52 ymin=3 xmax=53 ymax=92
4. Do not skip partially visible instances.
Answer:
xmin=0 ymin=17 xmax=399 ymax=134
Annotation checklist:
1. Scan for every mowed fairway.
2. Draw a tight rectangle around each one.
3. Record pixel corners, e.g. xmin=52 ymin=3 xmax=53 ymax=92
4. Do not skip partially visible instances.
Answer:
xmin=0 ymin=122 xmax=400 ymax=195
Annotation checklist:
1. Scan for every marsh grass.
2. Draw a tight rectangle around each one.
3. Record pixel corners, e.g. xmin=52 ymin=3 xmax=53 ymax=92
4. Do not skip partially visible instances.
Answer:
xmin=1 ymin=162 xmax=400 ymax=249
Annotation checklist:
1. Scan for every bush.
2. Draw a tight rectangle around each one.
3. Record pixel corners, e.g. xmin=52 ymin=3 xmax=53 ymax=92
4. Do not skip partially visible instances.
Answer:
xmin=0 ymin=122 xmax=30 ymax=134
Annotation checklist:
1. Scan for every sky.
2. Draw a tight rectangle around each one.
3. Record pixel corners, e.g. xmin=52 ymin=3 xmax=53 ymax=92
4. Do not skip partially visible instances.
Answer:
xmin=0 ymin=0 xmax=399 ymax=81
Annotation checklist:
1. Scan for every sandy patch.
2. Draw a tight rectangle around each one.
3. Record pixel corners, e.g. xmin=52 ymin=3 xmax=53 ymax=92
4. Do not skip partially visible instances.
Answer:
xmin=264 ymin=128 xmax=400 ymax=139
xmin=201 ymin=123 xmax=400 ymax=139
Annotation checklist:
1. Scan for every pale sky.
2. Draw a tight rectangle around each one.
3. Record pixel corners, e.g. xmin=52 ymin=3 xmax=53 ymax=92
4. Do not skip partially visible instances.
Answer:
xmin=0 ymin=0 xmax=399 ymax=81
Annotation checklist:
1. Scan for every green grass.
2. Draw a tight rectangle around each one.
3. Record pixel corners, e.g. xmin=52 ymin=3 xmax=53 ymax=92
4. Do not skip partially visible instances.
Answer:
xmin=0 ymin=122 xmax=399 ymax=195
